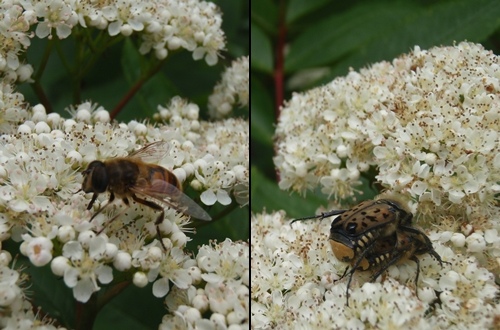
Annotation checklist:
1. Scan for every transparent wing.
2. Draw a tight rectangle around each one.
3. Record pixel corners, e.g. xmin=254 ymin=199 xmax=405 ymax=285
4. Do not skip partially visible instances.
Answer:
xmin=127 ymin=141 xmax=171 ymax=164
xmin=131 ymin=179 xmax=212 ymax=221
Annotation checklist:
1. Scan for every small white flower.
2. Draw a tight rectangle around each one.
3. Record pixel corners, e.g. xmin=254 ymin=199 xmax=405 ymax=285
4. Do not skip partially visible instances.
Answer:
xmin=31 ymin=0 xmax=78 ymax=39
xmin=22 ymin=236 xmax=53 ymax=266
xmin=0 ymin=266 xmax=22 ymax=307
xmin=466 ymin=232 xmax=486 ymax=253
xmin=114 ymin=251 xmax=132 ymax=271
xmin=133 ymin=271 xmax=148 ymax=288
xmin=61 ymin=240 xmax=114 ymax=302
xmin=450 ymin=233 xmax=466 ymax=248
xmin=51 ymin=256 xmax=70 ymax=277
xmin=57 ymin=225 xmax=76 ymax=243
xmin=152 ymin=247 xmax=193 ymax=298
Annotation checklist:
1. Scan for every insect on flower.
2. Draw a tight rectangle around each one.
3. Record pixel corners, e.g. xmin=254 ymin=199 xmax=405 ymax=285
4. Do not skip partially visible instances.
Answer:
xmin=80 ymin=141 xmax=211 ymax=249
xmin=292 ymin=198 xmax=446 ymax=305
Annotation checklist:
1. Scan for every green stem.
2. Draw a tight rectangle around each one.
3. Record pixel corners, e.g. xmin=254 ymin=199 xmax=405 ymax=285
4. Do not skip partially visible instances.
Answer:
xmin=30 ymin=39 xmax=55 ymax=112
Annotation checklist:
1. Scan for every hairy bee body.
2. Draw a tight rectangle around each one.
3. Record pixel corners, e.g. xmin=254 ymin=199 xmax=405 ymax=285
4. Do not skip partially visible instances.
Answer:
xmin=292 ymin=198 xmax=445 ymax=305
xmin=81 ymin=141 xmax=211 ymax=249
xmin=83 ymin=158 xmax=183 ymax=199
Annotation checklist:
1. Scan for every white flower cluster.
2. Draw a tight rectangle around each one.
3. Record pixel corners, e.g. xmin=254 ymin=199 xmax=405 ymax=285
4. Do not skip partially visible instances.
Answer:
xmin=0 ymin=91 xmax=247 ymax=313
xmin=0 ymin=250 xmax=66 ymax=329
xmin=0 ymin=0 xmax=225 ymax=82
xmin=156 ymin=96 xmax=249 ymax=206
xmin=0 ymin=4 xmax=35 ymax=83
xmin=274 ymin=42 xmax=500 ymax=220
xmin=159 ymin=239 xmax=249 ymax=329
xmin=251 ymin=212 xmax=500 ymax=329
xmin=208 ymin=56 xmax=249 ymax=118
xmin=274 ymin=41 xmax=500 ymax=281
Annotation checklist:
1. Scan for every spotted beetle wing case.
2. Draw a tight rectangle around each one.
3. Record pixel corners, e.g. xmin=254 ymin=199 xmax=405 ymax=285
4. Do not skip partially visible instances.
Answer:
xmin=330 ymin=199 xmax=411 ymax=239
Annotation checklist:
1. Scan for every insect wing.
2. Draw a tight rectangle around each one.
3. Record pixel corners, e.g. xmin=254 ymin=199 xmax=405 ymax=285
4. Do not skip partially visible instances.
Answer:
xmin=127 ymin=141 xmax=172 ymax=164
xmin=131 ymin=179 xmax=212 ymax=221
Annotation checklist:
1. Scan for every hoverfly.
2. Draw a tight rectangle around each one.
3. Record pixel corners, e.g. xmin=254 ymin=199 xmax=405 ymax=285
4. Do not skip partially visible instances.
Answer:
xmin=81 ymin=141 xmax=211 ymax=248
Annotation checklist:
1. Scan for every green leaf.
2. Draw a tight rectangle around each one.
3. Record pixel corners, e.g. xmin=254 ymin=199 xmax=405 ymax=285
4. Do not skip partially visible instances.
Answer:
xmin=251 ymin=24 xmax=274 ymax=74
xmin=190 ymin=203 xmax=249 ymax=247
xmin=251 ymin=166 xmax=326 ymax=219
xmin=286 ymin=0 xmax=500 ymax=73
xmin=250 ymin=76 xmax=274 ymax=145
xmin=285 ymin=2 xmax=420 ymax=72
xmin=286 ymin=0 xmax=333 ymax=23
xmin=251 ymin=0 xmax=278 ymax=34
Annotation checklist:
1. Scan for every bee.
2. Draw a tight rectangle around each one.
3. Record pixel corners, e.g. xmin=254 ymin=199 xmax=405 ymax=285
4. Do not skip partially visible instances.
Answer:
xmin=81 ymin=141 xmax=211 ymax=248
xmin=292 ymin=198 xmax=446 ymax=305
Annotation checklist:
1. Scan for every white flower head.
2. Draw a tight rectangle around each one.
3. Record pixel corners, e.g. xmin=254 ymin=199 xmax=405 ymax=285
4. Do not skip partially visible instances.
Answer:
xmin=160 ymin=239 xmax=250 ymax=329
xmin=61 ymin=238 xmax=113 ymax=302
xmin=197 ymin=239 xmax=249 ymax=284
xmin=20 ymin=235 xmax=53 ymax=267
xmin=275 ymin=42 xmax=500 ymax=220
xmin=208 ymin=56 xmax=249 ymax=119
xmin=30 ymin=0 xmax=78 ymax=39
xmin=251 ymin=211 xmax=500 ymax=329
xmin=152 ymin=247 xmax=193 ymax=298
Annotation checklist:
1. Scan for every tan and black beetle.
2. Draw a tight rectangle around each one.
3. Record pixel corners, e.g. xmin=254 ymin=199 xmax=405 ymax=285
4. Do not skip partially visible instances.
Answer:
xmin=292 ymin=198 xmax=446 ymax=305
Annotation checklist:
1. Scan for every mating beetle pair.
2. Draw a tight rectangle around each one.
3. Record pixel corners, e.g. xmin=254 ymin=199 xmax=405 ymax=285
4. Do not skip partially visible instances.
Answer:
xmin=292 ymin=198 xmax=446 ymax=305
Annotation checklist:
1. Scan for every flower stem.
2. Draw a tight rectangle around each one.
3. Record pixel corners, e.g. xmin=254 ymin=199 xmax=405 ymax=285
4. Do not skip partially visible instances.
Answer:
xmin=109 ymin=59 xmax=165 ymax=120
xmin=75 ymin=294 xmax=98 ymax=330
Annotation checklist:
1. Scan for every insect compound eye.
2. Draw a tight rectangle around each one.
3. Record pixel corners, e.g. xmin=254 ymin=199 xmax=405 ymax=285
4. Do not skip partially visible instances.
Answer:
xmin=346 ymin=222 xmax=357 ymax=235
xmin=82 ymin=161 xmax=108 ymax=193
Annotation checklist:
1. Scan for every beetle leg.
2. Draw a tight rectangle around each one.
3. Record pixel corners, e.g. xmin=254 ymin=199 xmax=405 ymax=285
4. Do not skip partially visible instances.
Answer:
xmin=369 ymin=246 xmax=411 ymax=282
xmin=341 ymin=239 xmax=380 ymax=306
xmin=411 ymin=255 xmax=421 ymax=288
xmin=337 ymin=266 xmax=350 ymax=280
xmin=398 ymin=225 xmax=449 ymax=267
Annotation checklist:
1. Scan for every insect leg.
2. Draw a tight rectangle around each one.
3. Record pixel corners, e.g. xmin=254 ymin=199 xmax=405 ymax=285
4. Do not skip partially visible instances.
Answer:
xmin=338 ymin=266 xmax=350 ymax=280
xmin=369 ymin=248 xmax=411 ymax=282
xmin=131 ymin=194 xmax=166 ymax=250
xmin=342 ymin=239 xmax=380 ymax=307
xmin=411 ymin=255 xmax=421 ymax=287
xmin=87 ymin=193 xmax=99 ymax=210
xmin=96 ymin=207 xmax=128 ymax=235
xmin=90 ymin=193 xmax=116 ymax=221
xmin=398 ymin=225 xmax=448 ymax=267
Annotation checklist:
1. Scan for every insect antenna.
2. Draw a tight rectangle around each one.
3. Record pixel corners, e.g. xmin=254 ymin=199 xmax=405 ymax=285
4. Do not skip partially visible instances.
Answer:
xmin=290 ymin=209 xmax=347 ymax=225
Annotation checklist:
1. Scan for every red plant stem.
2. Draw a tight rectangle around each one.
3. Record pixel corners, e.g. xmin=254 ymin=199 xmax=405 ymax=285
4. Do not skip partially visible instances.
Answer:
xmin=109 ymin=61 xmax=164 ymax=120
